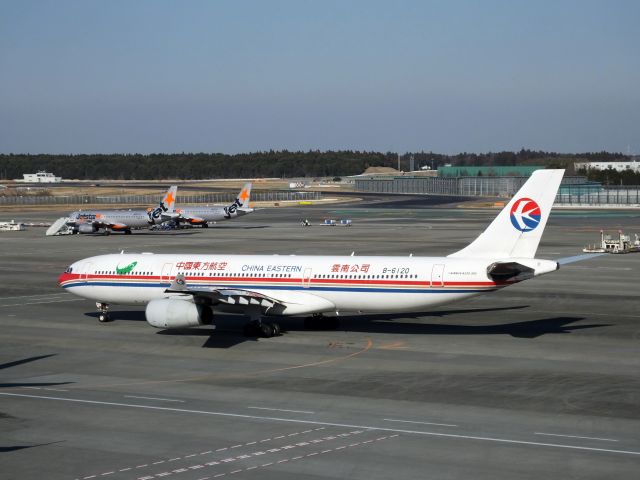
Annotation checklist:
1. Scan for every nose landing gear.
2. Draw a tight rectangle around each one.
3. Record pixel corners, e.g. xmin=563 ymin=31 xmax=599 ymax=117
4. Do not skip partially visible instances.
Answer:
xmin=96 ymin=302 xmax=111 ymax=323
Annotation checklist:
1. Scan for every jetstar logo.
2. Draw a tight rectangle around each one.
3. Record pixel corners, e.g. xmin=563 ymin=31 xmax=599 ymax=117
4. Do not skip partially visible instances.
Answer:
xmin=116 ymin=261 xmax=137 ymax=275
xmin=148 ymin=197 xmax=172 ymax=224
xmin=224 ymin=197 xmax=243 ymax=219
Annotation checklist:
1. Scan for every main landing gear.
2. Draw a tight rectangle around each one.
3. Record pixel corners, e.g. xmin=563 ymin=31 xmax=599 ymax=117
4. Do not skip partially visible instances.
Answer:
xmin=96 ymin=302 xmax=112 ymax=323
xmin=243 ymin=320 xmax=281 ymax=338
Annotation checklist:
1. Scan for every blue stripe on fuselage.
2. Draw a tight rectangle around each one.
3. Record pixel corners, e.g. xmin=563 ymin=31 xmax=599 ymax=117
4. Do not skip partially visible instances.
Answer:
xmin=61 ymin=281 xmax=495 ymax=294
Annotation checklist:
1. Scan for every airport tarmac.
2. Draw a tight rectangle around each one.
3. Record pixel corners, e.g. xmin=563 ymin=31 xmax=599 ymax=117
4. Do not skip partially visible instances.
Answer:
xmin=1 ymin=198 xmax=640 ymax=479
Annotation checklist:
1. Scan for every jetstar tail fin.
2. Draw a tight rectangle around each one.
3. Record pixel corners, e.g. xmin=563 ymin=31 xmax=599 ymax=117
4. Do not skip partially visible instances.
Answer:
xmin=147 ymin=186 xmax=178 ymax=224
xmin=235 ymin=183 xmax=252 ymax=208
xmin=448 ymin=169 xmax=564 ymax=259
xmin=161 ymin=186 xmax=178 ymax=212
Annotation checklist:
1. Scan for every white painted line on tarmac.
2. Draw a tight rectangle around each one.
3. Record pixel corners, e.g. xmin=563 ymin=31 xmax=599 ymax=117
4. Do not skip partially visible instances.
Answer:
xmin=248 ymin=406 xmax=315 ymax=414
xmin=535 ymin=432 xmax=619 ymax=442
xmin=4 ymin=392 xmax=639 ymax=457
xmin=384 ymin=418 xmax=458 ymax=428
xmin=0 ymin=293 xmax=71 ymax=300
xmin=0 ymin=298 xmax=84 ymax=307
xmin=124 ymin=395 xmax=185 ymax=403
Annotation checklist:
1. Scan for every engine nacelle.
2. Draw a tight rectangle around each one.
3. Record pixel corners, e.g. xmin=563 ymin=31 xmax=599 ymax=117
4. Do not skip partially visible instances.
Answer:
xmin=145 ymin=298 xmax=212 ymax=329
xmin=76 ymin=223 xmax=97 ymax=234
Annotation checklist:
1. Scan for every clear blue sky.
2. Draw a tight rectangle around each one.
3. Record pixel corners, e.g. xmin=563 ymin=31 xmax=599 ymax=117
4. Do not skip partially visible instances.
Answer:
xmin=1 ymin=0 xmax=638 ymax=154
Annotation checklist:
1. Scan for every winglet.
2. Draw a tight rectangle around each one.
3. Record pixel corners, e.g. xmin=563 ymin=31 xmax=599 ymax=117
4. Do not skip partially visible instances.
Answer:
xmin=165 ymin=273 xmax=188 ymax=293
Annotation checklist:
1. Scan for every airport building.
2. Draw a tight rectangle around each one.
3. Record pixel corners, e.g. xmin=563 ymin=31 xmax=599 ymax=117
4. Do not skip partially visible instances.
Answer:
xmin=354 ymin=168 xmax=640 ymax=205
xmin=354 ymin=172 xmax=587 ymax=197
xmin=574 ymin=159 xmax=640 ymax=172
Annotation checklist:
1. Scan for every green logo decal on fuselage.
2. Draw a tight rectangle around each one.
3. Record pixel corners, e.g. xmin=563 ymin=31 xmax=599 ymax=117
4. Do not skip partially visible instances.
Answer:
xmin=116 ymin=261 xmax=137 ymax=275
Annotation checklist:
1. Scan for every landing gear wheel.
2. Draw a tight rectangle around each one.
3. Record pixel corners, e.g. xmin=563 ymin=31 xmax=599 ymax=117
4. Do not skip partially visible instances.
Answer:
xmin=271 ymin=322 xmax=281 ymax=336
xmin=96 ymin=302 xmax=111 ymax=323
xmin=244 ymin=320 xmax=279 ymax=338
xmin=202 ymin=223 xmax=209 ymax=228
xmin=259 ymin=323 xmax=274 ymax=338
xmin=125 ymin=229 xmax=132 ymax=235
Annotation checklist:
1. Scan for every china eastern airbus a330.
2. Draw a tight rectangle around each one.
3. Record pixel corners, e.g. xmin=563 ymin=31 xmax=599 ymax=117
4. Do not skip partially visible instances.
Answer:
xmin=59 ymin=170 xmax=568 ymax=337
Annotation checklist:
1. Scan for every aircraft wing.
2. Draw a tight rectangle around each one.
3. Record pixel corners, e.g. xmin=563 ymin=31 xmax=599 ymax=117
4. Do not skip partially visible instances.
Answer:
xmin=165 ymin=274 xmax=281 ymax=310
xmin=67 ymin=216 xmax=130 ymax=233
xmin=170 ymin=209 xmax=206 ymax=225
xmin=164 ymin=274 xmax=335 ymax=315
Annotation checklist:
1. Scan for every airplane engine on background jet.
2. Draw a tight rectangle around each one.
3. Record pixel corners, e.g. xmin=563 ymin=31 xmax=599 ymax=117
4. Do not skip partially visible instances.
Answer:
xmin=75 ymin=224 xmax=98 ymax=234
xmin=145 ymin=298 xmax=213 ymax=329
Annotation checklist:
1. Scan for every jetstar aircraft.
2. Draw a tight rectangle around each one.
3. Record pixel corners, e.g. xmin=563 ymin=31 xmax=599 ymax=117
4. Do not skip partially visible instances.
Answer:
xmin=46 ymin=186 xmax=177 ymax=236
xmin=163 ymin=183 xmax=253 ymax=227
xmin=59 ymin=170 xmax=567 ymax=337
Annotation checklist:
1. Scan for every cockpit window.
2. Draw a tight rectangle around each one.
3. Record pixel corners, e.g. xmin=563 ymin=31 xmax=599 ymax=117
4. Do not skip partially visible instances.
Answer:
xmin=65 ymin=267 xmax=73 ymax=273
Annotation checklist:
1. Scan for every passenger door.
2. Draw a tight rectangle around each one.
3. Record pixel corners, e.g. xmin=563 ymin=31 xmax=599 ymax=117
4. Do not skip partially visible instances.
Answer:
xmin=161 ymin=263 xmax=173 ymax=284
xmin=302 ymin=268 xmax=312 ymax=288
xmin=82 ymin=262 xmax=93 ymax=281
xmin=431 ymin=264 xmax=445 ymax=287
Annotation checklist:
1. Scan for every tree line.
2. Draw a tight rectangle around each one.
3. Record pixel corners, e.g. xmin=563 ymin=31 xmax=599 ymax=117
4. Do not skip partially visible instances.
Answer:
xmin=0 ymin=149 xmax=634 ymax=182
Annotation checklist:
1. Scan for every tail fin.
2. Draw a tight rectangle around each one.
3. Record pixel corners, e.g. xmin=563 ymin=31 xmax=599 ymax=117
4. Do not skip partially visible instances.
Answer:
xmin=223 ymin=183 xmax=253 ymax=219
xmin=236 ymin=182 xmax=252 ymax=208
xmin=161 ymin=186 xmax=178 ymax=212
xmin=147 ymin=186 xmax=178 ymax=224
xmin=448 ymin=169 xmax=564 ymax=259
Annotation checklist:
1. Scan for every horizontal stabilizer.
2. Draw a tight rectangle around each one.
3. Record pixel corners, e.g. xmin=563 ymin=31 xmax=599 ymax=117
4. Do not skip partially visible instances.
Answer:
xmin=557 ymin=253 xmax=607 ymax=265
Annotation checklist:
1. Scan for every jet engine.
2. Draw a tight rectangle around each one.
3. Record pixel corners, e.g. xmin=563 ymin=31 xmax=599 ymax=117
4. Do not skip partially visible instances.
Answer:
xmin=145 ymin=298 xmax=213 ymax=329
xmin=75 ymin=224 xmax=98 ymax=234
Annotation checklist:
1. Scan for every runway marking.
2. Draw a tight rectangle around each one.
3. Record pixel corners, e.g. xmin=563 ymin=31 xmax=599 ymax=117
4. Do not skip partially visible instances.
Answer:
xmin=133 ymin=430 xmax=366 ymax=479
xmin=0 ymin=298 xmax=84 ymax=308
xmin=74 ymin=426 xmax=326 ymax=479
xmin=384 ymin=418 xmax=458 ymax=428
xmin=0 ymin=293 xmax=71 ymax=300
xmin=124 ymin=395 xmax=185 ymax=403
xmin=535 ymin=432 xmax=619 ymax=442
xmin=248 ymin=406 xmax=315 ymax=414
xmin=13 ymin=391 xmax=640 ymax=462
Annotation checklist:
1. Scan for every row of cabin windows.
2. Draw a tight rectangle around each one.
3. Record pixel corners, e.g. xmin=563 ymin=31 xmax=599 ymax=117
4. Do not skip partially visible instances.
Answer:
xmin=178 ymin=272 xmax=293 ymax=278
xmin=96 ymin=271 xmax=153 ymax=275
xmin=314 ymin=274 xmax=417 ymax=279
xmin=94 ymin=270 xmax=417 ymax=280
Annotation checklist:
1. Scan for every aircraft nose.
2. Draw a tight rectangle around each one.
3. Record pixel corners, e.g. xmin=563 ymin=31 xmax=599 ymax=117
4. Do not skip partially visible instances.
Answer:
xmin=58 ymin=271 xmax=70 ymax=287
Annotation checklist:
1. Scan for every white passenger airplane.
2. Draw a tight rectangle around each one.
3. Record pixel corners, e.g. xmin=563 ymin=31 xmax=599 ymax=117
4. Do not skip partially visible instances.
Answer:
xmin=46 ymin=186 xmax=178 ymax=235
xmin=164 ymin=183 xmax=253 ymax=227
xmin=59 ymin=170 xmax=564 ymax=337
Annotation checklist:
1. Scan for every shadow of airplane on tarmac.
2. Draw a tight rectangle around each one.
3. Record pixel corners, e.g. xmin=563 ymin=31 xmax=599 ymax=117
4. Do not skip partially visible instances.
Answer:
xmin=333 ymin=314 xmax=607 ymax=339
xmin=0 ymin=441 xmax=64 ymax=454
xmin=81 ymin=305 xmax=610 ymax=346
xmin=0 ymin=354 xmax=73 ymax=389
